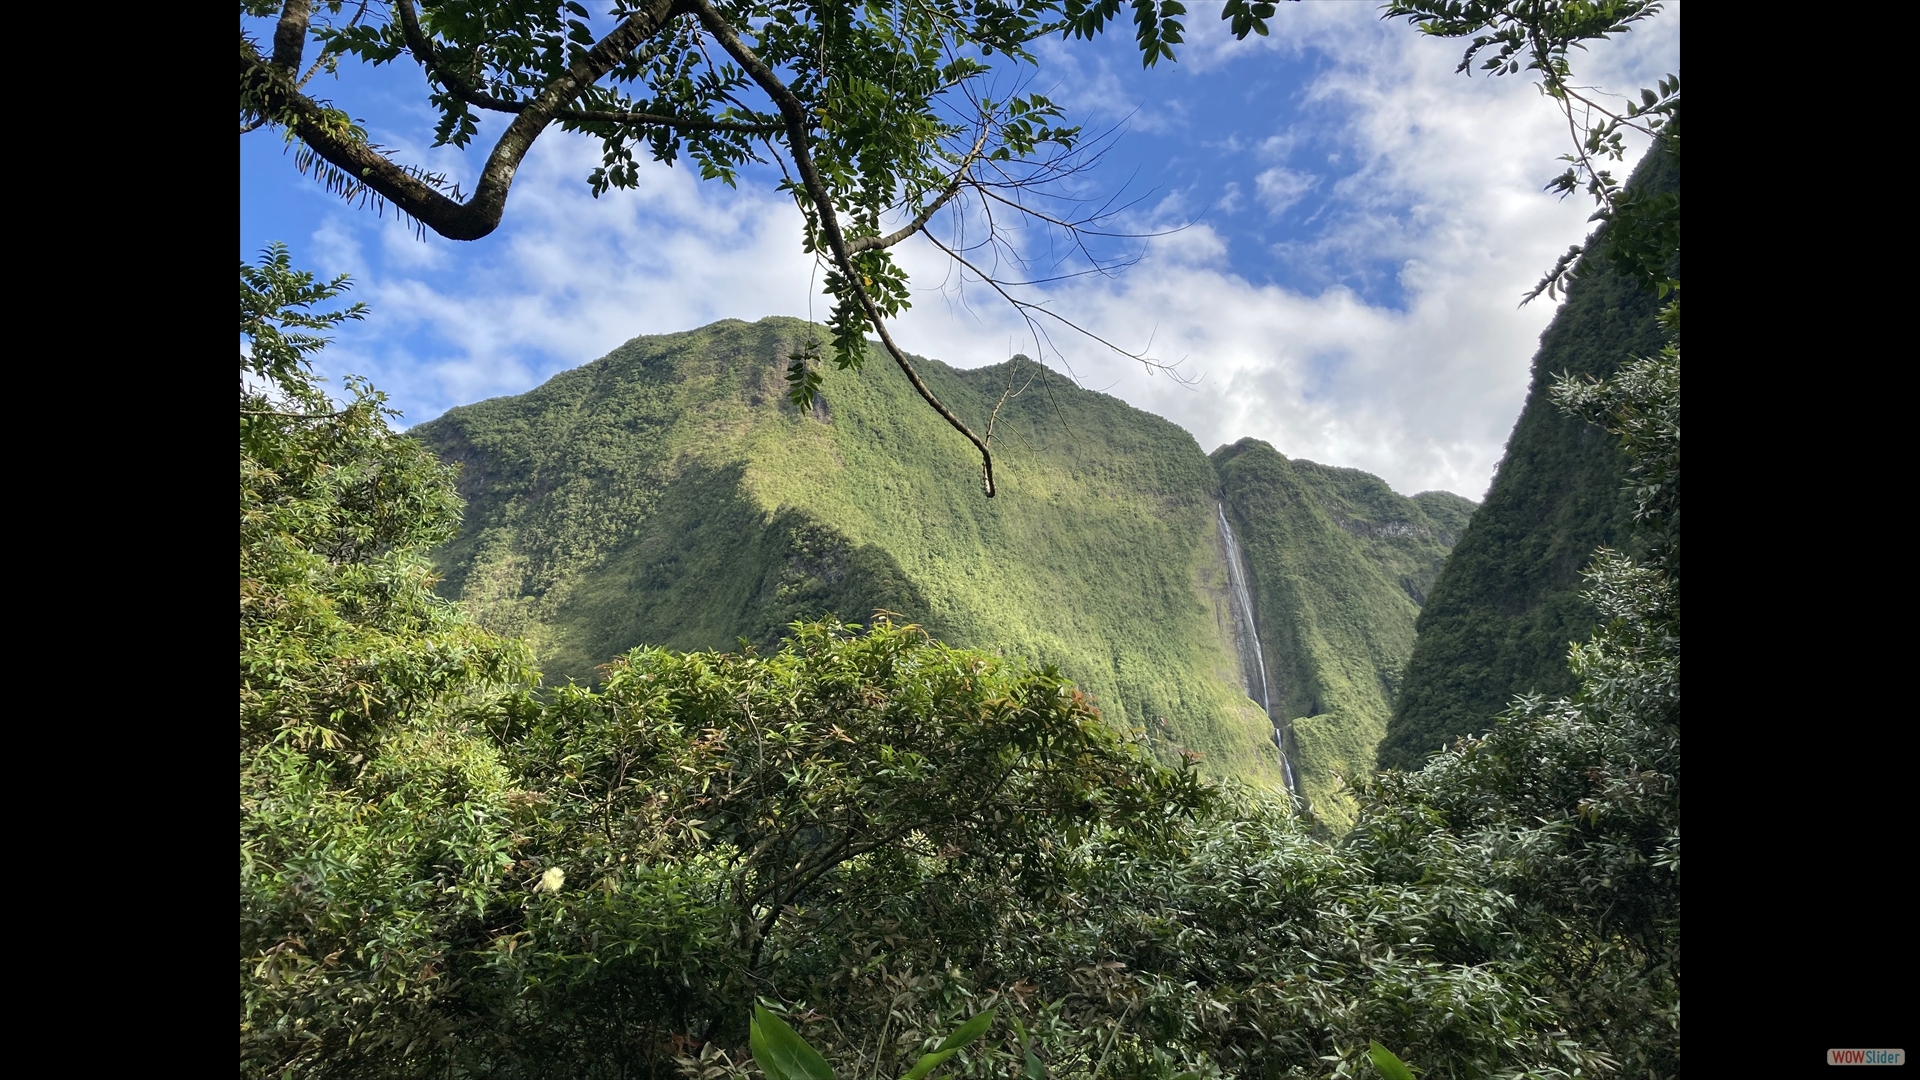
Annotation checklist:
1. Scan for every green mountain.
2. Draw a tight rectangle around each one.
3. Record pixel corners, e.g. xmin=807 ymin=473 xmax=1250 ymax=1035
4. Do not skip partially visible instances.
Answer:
xmin=414 ymin=318 xmax=1471 ymax=828
xmin=1377 ymin=145 xmax=1678 ymax=770
xmin=1214 ymin=441 xmax=1477 ymax=803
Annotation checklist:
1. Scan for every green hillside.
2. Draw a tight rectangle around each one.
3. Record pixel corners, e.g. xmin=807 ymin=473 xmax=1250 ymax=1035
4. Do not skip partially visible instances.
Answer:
xmin=415 ymin=318 xmax=1469 ymax=827
xmin=1377 ymin=145 xmax=1679 ymax=770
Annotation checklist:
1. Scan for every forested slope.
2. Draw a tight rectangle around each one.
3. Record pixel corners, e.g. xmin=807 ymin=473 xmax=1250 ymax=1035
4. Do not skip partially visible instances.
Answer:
xmin=1377 ymin=146 xmax=1679 ymax=770
xmin=414 ymin=318 xmax=1469 ymax=825
xmin=1213 ymin=440 xmax=1476 ymax=822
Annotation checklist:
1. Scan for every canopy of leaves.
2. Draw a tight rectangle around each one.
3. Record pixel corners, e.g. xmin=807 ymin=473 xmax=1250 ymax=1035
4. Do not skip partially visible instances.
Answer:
xmin=241 ymin=244 xmax=538 ymax=1071
xmin=238 ymin=0 xmax=1299 ymax=494
xmin=240 ymin=243 xmax=530 ymax=756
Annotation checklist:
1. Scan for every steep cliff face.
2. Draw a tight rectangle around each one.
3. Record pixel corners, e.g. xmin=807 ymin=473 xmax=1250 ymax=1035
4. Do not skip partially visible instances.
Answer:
xmin=415 ymin=317 xmax=1470 ymax=822
xmin=1378 ymin=145 xmax=1679 ymax=771
xmin=1212 ymin=440 xmax=1470 ymax=827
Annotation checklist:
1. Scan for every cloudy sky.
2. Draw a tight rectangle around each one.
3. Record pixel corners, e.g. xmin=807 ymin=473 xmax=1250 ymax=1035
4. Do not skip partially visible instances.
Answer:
xmin=240 ymin=3 xmax=1679 ymax=500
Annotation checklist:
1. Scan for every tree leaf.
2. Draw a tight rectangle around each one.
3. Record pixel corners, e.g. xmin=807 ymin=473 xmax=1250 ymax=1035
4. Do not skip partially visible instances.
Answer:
xmin=753 ymin=1005 xmax=834 ymax=1080
xmin=1368 ymin=1041 xmax=1415 ymax=1080
xmin=935 ymin=1011 xmax=994 ymax=1052
xmin=901 ymin=1048 xmax=957 ymax=1080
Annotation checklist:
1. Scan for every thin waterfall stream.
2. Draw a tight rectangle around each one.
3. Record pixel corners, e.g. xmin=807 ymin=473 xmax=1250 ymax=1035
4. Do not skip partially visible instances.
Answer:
xmin=1217 ymin=503 xmax=1302 ymax=803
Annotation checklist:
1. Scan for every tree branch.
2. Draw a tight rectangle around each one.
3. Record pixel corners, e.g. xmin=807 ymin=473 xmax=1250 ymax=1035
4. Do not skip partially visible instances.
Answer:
xmin=844 ymin=125 xmax=991 ymax=254
xmin=394 ymin=0 xmax=781 ymax=136
xmin=922 ymin=229 xmax=1188 ymax=384
xmin=689 ymin=0 xmax=999 ymax=497
xmin=559 ymin=104 xmax=781 ymax=134
xmin=299 ymin=1 xmax=369 ymax=91
xmin=242 ymin=0 xmax=686 ymax=240
xmin=240 ymin=407 xmax=353 ymax=420
xmin=272 ymin=0 xmax=312 ymax=71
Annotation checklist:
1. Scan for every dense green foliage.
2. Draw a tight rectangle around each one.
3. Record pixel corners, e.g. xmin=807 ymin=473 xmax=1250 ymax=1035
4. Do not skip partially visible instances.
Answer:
xmin=242 ymin=246 xmax=537 ymax=1070
xmin=748 ymin=1004 xmax=993 ymax=1080
xmin=240 ymin=244 xmax=535 ymax=756
xmin=1379 ymin=144 xmax=1677 ymax=771
xmin=244 ymin=0 xmax=1686 ymax=1073
xmin=413 ymin=322 xmax=1468 ymax=823
xmin=243 ymin=194 xmax=1678 ymax=1078
xmin=1350 ymin=325 xmax=1681 ymax=1077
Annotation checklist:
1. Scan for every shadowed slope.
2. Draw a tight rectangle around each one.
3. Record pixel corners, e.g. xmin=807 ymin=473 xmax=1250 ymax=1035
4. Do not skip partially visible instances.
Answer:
xmin=1379 ymin=146 xmax=1679 ymax=770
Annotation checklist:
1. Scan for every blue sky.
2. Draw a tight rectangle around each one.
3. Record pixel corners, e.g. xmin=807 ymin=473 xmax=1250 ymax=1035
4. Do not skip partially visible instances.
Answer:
xmin=241 ymin=3 xmax=1679 ymax=499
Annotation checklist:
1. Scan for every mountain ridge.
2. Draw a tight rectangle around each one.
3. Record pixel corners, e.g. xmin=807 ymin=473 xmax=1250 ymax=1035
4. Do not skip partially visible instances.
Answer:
xmin=416 ymin=317 xmax=1472 ymax=828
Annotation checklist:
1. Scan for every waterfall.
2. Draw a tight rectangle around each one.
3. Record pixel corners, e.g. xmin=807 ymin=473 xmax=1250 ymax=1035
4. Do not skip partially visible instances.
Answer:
xmin=1216 ymin=503 xmax=1302 ymax=802
xmin=1217 ymin=503 xmax=1272 ymax=714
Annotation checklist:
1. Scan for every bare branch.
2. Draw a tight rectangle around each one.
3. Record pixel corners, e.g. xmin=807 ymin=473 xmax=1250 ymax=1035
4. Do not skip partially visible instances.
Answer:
xmin=923 ymin=229 xmax=1193 ymax=387
xmin=974 ymin=182 xmax=1172 ymax=243
xmin=984 ymin=360 xmax=1042 ymax=446
xmin=690 ymin=0 xmax=1000 ymax=497
xmin=845 ymin=124 xmax=992 ymax=254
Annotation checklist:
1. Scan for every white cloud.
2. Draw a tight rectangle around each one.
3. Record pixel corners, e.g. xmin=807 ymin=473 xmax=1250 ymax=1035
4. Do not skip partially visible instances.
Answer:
xmin=883 ymin=6 xmax=1678 ymax=498
xmin=1255 ymin=132 xmax=1299 ymax=162
xmin=1254 ymin=166 xmax=1318 ymax=217
xmin=312 ymin=133 xmax=822 ymax=420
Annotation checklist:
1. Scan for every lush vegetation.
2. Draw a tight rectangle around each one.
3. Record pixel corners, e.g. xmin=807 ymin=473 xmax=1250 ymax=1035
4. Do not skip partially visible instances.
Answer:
xmin=242 ymin=245 xmax=537 ymax=1069
xmin=242 ymin=225 xmax=1677 ymax=1076
xmin=244 ymin=2 xmax=1680 ymax=1075
xmin=1378 ymin=144 xmax=1677 ymax=771
xmin=413 ymin=324 xmax=1467 ymax=825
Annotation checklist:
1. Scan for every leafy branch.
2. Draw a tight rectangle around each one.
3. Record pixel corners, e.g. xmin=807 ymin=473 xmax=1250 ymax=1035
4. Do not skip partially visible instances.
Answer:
xmin=242 ymin=0 xmax=1294 ymax=497
xmin=1383 ymin=0 xmax=1679 ymax=302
